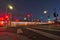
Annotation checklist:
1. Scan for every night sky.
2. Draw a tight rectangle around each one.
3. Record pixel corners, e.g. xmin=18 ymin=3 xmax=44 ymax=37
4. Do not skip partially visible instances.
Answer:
xmin=0 ymin=0 xmax=60 ymax=21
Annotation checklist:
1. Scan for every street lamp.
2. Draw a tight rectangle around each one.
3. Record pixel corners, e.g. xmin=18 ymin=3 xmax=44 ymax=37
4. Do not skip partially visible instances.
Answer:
xmin=43 ymin=10 xmax=48 ymax=14
xmin=24 ymin=17 xmax=27 ymax=20
xmin=6 ymin=4 xmax=14 ymax=27
xmin=8 ymin=4 xmax=14 ymax=27
xmin=8 ymin=5 xmax=14 ymax=10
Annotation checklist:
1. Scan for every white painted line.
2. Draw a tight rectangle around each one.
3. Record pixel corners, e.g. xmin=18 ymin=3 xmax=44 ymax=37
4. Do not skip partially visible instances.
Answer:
xmin=26 ymin=28 xmax=60 ymax=40
xmin=31 ymin=26 xmax=60 ymax=31
xmin=34 ymin=27 xmax=60 ymax=31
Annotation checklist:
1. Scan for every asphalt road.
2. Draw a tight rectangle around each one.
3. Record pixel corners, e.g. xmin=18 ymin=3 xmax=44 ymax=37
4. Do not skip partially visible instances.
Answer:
xmin=19 ymin=27 xmax=54 ymax=40
xmin=33 ymin=28 xmax=60 ymax=36
xmin=0 ymin=25 xmax=60 ymax=40
xmin=0 ymin=27 xmax=31 ymax=40
xmin=0 ymin=32 xmax=18 ymax=40
xmin=17 ymin=25 xmax=60 ymax=40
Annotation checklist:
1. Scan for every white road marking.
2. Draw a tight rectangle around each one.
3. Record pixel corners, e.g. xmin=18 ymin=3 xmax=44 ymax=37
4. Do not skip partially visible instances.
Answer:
xmin=26 ymin=28 xmax=60 ymax=40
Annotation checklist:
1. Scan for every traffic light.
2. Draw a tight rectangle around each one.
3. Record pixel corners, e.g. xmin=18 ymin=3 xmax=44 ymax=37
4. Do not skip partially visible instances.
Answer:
xmin=15 ymin=19 xmax=19 ymax=22
xmin=0 ymin=17 xmax=4 ymax=21
xmin=0 ymin=21 xmax=4 ymax=26
xmin=5 ymin=15 xmax=9 ymax=18
xmin=53 ymin=12 xmax=58 ymax=17
xmin=5 ymin=15 xmax=10 ymax=20
xmin=53 ymin=12 xmax=56 ymax=17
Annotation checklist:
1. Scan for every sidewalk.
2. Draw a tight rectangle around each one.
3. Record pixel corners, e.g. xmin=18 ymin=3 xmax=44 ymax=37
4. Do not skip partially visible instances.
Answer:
xmin=0 ymin=32 xmax=17 ymax=40
xmin=0 ymin=27 xmax=31 ymax=40
xmin=0 ymin=32 xmax=31 ymax=40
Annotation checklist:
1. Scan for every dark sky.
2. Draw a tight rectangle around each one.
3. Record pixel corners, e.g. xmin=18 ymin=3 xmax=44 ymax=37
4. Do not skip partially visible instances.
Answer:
xmin=0 ymin=0 xmax=60 ymax=21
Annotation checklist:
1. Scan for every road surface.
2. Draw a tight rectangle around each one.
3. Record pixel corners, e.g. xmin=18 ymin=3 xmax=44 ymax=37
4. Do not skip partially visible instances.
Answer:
xmin=0 ymin=24 xmax=60 ymax=40
xmin=17 ymin=26 xmax=60 ymax=40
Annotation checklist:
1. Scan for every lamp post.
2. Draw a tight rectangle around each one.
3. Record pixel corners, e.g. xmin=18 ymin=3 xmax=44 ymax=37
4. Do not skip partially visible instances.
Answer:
xmin=6 ymin=4 xmax=14 ymax=27
xmin=8 ymin=4 xmax=14 ymax=27
xmin=43 ymin=10 xmax=48 ymax=14
xmin=42 ymin=10 xmax=48 ymax=21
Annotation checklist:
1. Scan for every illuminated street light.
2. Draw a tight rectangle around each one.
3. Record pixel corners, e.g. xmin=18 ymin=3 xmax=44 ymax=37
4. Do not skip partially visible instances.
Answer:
xmin=8 ymin=5 xmax=14 ymax=10
xmin=43 ymin=10 xmax=48 ymax=14
xmin=6 ymin=4 xmax=14 ymax=27
xmin=24 ymin=17 xmax=27 ymax=20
